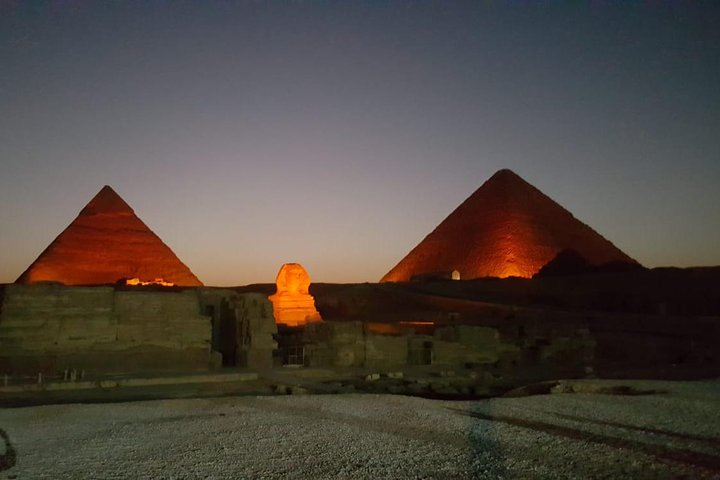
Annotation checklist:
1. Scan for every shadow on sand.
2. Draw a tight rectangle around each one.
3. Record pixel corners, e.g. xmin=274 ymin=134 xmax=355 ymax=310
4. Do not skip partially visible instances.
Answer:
xmin=0 ymin=428 xmax=17 ymax=472
xmin=461 ymin=407 xmax=720 ymax=475
xmin=468 ymin=405 xmax=508 ymax=479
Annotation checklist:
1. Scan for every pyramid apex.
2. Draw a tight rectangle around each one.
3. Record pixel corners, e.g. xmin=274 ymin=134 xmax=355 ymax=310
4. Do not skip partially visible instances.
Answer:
xmin=488 ymin=168 xmax=524 ymax=182
xmin=469 ymin=168 xmax=533 ymax=198
xmin=79 ymin=185 xmax=134 ymax=216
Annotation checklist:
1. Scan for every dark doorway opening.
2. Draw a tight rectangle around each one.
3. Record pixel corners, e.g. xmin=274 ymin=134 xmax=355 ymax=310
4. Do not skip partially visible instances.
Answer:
xmin=275 ymin=325 xmax=306 ymax=367
xmin=217 ymin=300 xmax=238 ymax=367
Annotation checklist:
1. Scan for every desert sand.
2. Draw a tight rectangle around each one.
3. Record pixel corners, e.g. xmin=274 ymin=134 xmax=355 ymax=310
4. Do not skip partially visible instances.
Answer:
xmin=1 ymin=379 xmax=719 ymax=479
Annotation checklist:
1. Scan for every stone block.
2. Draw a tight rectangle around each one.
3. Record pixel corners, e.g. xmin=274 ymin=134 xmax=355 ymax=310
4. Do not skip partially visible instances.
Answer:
xmin=239 ymin=348 xmax=274 ymax=370
xmin=304 ymin=343 xmax=332 ymax=367
xmin=209 ymin=350 xmax=223 ymax=369
xmin=333 ymin=344 xmax=360 ymax=367
xmin=0 ymin=285 xmax=212 ymax=374
xmin=432 ymin=326 xmax=501 ymax=366
xmin=329 ymin=321 xmax=364 ymax=342
xmin=365 ymin=334 xmax=408 ymax=369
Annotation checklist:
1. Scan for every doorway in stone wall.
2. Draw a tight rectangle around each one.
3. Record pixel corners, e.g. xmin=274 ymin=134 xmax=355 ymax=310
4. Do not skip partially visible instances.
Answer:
xmin=285 ymin=345 xmax=305 ymax=366
xmin=218 ymin=299 xmax=239 ymax=367
xmin=408 ymin=339 xmax=433 ymax=365
xmin=275 ymin=324 xmax=305 ymax=367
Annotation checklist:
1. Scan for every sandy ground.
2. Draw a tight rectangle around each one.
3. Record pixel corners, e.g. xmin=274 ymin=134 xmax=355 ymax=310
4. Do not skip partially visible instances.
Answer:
xmin=1 ymin=379 xmax=719 ymax=479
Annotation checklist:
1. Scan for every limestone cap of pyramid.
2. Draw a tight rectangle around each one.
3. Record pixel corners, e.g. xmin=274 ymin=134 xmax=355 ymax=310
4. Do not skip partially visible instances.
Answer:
xmin=490 ymin=168 xmax=520 ymax=179
xmin=78 ymin=185 xmax=135 ymax=216
xmin=472 ymin=168 xmax=535 ymax=197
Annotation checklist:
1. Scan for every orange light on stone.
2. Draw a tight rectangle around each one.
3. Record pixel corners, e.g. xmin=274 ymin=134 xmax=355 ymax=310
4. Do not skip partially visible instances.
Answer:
xmin=398 ymin=321 xmax=434 ymax=326
xmin=15 ymin=185 xmax=203 ymax=286
xmin=269 ymin=263 xmax=322 ymax=327
xmin=380 ymin=169 xmax=640 ymax=282
xmin=366 ymin=321 xmax=435 ymax=335
xmin=399 ymin=320 xmax=435 ymax=334
xmin=488 ymin=226 xmax=546 ymax=278
xmin=365 ymin=323 xmax=404 ymax=335
xmin=496 ymin=265 xmax=522 ymax=278
xmin=125 ymin=277 xmax=175 ymax=287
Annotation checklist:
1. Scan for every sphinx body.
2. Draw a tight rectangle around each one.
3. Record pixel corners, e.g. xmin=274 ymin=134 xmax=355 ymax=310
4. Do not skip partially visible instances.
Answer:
xmin=269 ymin=263 xmax=322 ymax=327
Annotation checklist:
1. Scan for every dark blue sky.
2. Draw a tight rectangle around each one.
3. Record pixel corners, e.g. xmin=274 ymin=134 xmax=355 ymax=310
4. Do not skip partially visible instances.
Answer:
xmin=1 ymin=1 xmax=718 ymax=285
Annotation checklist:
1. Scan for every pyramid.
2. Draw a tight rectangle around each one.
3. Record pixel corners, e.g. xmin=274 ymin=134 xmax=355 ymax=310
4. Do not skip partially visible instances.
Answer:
xmin=16 ymin=186 xmax=203 ymax=286
xmin=381 ymin=169 xmax=639 ymax=282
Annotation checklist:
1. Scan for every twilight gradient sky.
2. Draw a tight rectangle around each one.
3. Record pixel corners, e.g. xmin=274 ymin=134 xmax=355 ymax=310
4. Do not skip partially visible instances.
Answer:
xmin=1 ymin=1 xmax=718 ymax=286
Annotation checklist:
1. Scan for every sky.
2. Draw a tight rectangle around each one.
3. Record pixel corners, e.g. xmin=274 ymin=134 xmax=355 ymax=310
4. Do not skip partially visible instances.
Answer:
xmin=1 ymin=1 xmax=718 ymax=286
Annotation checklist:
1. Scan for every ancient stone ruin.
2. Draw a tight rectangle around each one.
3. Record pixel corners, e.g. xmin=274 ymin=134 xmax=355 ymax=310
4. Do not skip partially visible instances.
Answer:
xmin=2 ymin=177 xmax=716 ymax=398
xmin=15 ymin=185 xmax=202 ymax=286
xmin=200 ymin=290 xmax=278 ymax=370
xmin=269 ymin=263 xmax=322 ymax=327
xmin=0 ymin=283 xmax=211 ymax=373
xmin=381 ymin=169 xmax=639 ymax=282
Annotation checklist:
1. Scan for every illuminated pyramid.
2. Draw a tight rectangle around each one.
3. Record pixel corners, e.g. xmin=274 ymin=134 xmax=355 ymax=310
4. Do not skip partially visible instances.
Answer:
xmin=381 ymin=169 xmax=638 ymax=282
xmin=16 ymin=186 xmax=203 ymax=286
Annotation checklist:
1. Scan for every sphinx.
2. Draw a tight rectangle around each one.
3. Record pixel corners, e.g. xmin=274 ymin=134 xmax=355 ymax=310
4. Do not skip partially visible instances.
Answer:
xmin=269 ymin=263 xmax=322 ymax=327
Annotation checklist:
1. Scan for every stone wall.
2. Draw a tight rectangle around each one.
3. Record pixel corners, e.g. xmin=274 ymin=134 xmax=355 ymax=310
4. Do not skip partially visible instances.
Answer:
xmin=114 ymin=290 xmax=209 ymax=349
xmin=302 ymin=322 xmax=366 ymax=368
xmin=299 ymin=318 xmax=595 ymax=380
xmin=235 ymin=293 xmax=277 ymax=369
xmin=0 ymin=283 xmax=600 ymax=380
xmin=198 ymin=289 xmax=278 ymax=369
xmin=364 ymin=331 xmax=408 ymax=369
xmin=0 ymin=284 xmax=211 ymax=374
xmin=433 ymin=326 xmax=501 ymax=366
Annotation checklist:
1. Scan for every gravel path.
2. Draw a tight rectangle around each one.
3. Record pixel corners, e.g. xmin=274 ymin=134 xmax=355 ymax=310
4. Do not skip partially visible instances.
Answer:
xmin=1 ymin=379 xmax=719 ymax=479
